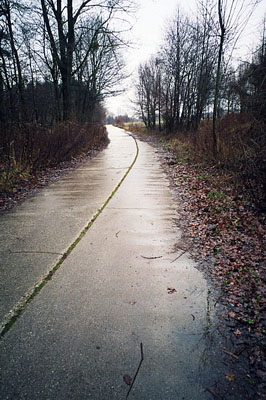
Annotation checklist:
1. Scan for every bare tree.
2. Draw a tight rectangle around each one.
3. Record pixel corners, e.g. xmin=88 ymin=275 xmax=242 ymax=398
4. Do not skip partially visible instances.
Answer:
xmin=136 ymin=8 xmax=216 ymax=133
xmin=72 ymin=15 xmax=126 ymax=122
xmin=211 ymin=0 xmax=260 ymax=158
xmin=40 ymin=0 xmax=134 ymax=120
xmin=0 ymin=0 xmax=28 ymax=120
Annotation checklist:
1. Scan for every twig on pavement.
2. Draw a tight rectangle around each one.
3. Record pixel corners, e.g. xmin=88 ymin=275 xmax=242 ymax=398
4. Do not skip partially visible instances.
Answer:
xmin=126 ymin=343 xmax=144 ymax=399
xmin=141 ymin=255 xmax=162 ymax=260
xmin=171 ymin=246 xmax=192 ymax=263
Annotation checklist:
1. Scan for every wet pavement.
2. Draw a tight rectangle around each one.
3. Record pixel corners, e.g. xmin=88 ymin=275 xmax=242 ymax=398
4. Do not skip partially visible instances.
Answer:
xmin=0 ymin=128 xmax=136 ymax=324
xmin=0 ymin=126 xmax=224 ymax=399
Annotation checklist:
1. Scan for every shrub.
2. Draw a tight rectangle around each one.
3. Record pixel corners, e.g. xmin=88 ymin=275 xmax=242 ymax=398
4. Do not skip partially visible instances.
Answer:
xmin=0 ymin=121 xmax=109 ymax=193
xmin=187 ymin=114 xmax=266 ymax=208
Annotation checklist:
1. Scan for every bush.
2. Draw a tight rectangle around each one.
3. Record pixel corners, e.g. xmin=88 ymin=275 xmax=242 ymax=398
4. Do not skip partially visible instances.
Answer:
xmin=0 ymin=121 xmax=109 ymax=193
xmin=185 ymin=114 xmax=266 ymax=208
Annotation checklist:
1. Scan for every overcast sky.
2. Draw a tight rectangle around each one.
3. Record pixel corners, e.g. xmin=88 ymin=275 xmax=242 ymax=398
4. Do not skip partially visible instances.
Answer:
xmin=105 ymin=0 xmax=266 ymax=117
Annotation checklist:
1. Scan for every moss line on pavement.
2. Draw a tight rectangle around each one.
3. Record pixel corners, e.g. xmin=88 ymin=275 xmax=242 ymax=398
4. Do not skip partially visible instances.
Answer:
xmin=0 ymin=131 xmax=139 ymax=339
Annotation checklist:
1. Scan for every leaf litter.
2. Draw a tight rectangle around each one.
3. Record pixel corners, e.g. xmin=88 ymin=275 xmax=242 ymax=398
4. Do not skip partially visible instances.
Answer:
xmin=168 ymin=157 xmax=265 ymax=398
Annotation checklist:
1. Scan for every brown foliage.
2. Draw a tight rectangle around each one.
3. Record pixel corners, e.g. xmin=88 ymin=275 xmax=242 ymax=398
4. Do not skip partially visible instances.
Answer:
xmin=166 ymin=113 xmax=266 ymax=209
xmin=0 ymin=121 xmax=109 ymax=192
xmin=198 ymin=115 xmax=265 ymax=208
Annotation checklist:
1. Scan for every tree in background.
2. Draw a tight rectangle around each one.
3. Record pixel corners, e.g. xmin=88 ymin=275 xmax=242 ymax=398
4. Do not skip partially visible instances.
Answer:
xmin=235 ymin=20 xmax=266 ymax=121
xmin=40 ymin=0 xmax=128 ymax=120
xmin=136 ymin=6 xmax=216 ymax=133
xmin=135 ymin=0 xmax=263 ymax=145
xmin=72 ymin=15 xmax=126 ymax=123
xmin=134 ymin=1 xmax=265 ymax=206
xmin=136 ymin=57 xmax=160 ymax=129
xmin=0 ymin=0 xmax=28 ymax=122
xmin=0 ymin=0 xmax=135 ymax=190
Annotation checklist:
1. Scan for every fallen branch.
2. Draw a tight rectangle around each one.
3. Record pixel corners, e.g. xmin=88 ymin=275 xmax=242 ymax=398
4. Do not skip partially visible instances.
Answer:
xmin=222 ymin=349 xmax=239 ymax=359
xmin=7 ymin=250 xmax=63 ymax=255
xmin=141 ymin=255 xmax=162 ymax=260
xmin=171 ymin=246 xmax=192 ymax=263
xmin=205 ymin=387 xmax=223 ymax=399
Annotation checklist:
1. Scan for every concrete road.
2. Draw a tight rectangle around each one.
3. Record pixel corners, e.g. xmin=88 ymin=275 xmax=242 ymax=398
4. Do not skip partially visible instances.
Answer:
xmin=0 ymin=126 xmax=222 ymax=399
xmin=0 ymin=127 xmax=136 ymax=324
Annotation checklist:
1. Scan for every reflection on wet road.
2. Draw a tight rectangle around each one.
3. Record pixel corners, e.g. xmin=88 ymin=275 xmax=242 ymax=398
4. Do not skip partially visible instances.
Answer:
xmin=0 ymin=126 xmax=222 ymax=399
xmin=0 ymin=127 xmax=136 ymax=322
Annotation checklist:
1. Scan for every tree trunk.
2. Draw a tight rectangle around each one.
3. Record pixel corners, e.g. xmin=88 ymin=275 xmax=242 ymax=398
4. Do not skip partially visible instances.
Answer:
xmin=65 ymin=0 xmax=74 ymax=120
xmin=41 ymin=0 xmax=75 ymax=121
xmin=0 ymin=70 xmax=4 ymax=122
xmin=212 ymin=0 xmax=225 ymax=159
xmin=5 ymin=0 xmax=25 ymax=120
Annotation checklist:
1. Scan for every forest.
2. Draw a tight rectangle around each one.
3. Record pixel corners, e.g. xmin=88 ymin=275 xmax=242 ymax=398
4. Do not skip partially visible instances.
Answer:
xmin=1 ymin=0 xmax=265 ymax=204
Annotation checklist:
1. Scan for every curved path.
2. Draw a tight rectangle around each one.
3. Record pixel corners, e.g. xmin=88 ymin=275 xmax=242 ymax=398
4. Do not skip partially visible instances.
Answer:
xmin=0 ymin=126 xmax=221 ymax=399
xmin=0 ymin=127 xmax=137 ymax=328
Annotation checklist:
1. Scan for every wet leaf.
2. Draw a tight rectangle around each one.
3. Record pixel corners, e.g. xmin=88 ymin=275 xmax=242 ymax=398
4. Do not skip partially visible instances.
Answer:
xmin=228 ymin=311 xmax=236 ymax=318
xmin=167 ymin=287 xmax=177 ymax=294
xmin=123 ymin=374 xmax=132 ymax=386
xmin=225 ymin=373 xmax=236 ymax=382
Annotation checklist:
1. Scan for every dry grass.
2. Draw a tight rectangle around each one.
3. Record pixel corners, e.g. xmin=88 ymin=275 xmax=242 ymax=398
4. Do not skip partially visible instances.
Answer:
xmin=120 ymin=122 xmax=147 ymax=134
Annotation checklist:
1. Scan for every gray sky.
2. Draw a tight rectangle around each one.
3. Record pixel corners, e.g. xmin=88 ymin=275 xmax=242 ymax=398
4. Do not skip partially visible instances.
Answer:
xmin=105 ymin=0 xmax=266 ymax=116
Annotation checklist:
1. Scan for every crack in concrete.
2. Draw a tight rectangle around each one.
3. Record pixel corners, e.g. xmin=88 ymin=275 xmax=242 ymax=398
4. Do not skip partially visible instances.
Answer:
xmin=3 ymin=250 xmax=64 ymax=256
xmin=0 ymin=132 xmax=139 ymax=339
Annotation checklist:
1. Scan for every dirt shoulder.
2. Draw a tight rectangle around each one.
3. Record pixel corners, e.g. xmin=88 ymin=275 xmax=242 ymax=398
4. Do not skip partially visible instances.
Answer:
xmin=132 ymin=130 xmax=266 ymax=399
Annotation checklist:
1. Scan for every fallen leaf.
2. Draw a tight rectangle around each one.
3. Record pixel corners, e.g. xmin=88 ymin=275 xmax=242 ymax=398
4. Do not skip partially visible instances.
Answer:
xmin=167 ymin=287 xmax=177 ymax=294
xmin=234 ymin=329 xmax=242 ymax=336
xmin=256 ymin=369 xmax=266 ymax=379
xmin=225 ymin=373 xmax=236 ymax=382
xmin=123 ymin=374 xmax=132 ymax=386
xmin=129 ymin=301 xmax=136 ymax=305
xmin=228 ymin=311 xmax=236 ymax=318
